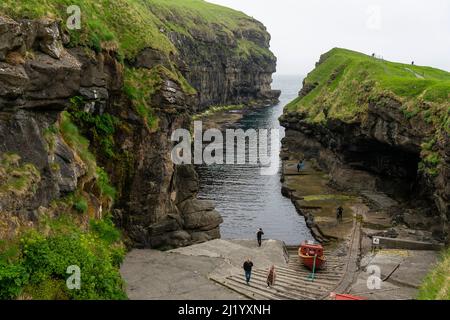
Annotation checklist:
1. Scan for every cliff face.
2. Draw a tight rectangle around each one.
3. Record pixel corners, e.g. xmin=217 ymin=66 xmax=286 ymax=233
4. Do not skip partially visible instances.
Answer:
xmin=146 ymin=1 xmax=280 ymax=109
xmin=280 ymin=48 xmax=449 ymax=242
xmin=167 ymin=29 xmax=279 ymax=109
xmin=0 ymin=1 xmax=278 ymax=249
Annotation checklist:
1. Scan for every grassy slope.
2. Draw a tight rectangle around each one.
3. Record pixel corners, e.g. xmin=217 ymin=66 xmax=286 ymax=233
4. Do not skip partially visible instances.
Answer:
xmin=418 ymin=247 xmax=450 ymax=300
xmin=146 ymin=0 xmax=274 ymax=59
xmin=286 ymin=48 xmax=450 ymax=132
xmin=0 ymin=0 xmax=271 ymax=59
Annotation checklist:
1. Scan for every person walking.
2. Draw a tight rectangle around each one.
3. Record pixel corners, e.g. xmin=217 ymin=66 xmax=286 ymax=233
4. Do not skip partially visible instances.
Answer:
xmin=256 ymin=228 xmax=264 ymax=247
xmin=297 ymin=159 xmax=305 ymax=172
xmin=243 ymin=258 xmax=254 ymax=285
xmin=266 ymin=265 xmax=276 ymax=288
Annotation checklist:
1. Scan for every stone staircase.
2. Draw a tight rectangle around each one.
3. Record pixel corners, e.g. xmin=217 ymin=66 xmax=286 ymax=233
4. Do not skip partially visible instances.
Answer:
xmin=211 ymin=246 xmax=348 ymax=300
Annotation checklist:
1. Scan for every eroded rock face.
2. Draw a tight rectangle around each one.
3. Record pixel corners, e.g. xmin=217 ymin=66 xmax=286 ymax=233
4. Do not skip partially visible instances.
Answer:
xmin=2 ymin=14 xmax=283 ymax=249
xmin=280 ymin=95 xmax=450 ymax=242
xmin=167 ymin=27 xmax=280 ymax=110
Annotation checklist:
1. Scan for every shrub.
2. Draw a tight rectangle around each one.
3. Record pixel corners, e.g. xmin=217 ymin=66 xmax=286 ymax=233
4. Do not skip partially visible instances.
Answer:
xmin=73 ymin=195 xmax=88 ymax=213
xmin=90 ymin=218 xmax=121 ymax=245
xmin=0 ymin=215 xmax=127 ymax=300
xmin=69 ymin=99 xmax=121 ymax=159
xmin=0 ymin=262 xmax=29 ymax=299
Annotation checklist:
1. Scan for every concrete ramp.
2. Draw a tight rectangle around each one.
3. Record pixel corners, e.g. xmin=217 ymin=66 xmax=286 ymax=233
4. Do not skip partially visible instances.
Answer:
xmin=121 ymin=239 xmax=288 ymax=300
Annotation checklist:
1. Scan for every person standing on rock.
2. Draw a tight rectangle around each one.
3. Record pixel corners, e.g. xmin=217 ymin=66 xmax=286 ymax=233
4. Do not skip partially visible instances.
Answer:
xmin=256 ymin=228 xmax=264 ymax=247
xmin=243 ymin=258 xmax=254 ymax=285
xmin=266 ymin=265 xmax=276 ymax=288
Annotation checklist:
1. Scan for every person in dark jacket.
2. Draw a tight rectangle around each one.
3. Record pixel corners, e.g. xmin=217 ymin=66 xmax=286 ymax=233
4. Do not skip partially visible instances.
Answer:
xmin=243 ymin=258 xmax=254 ymax=285
xmin=256 ymin=228 xmax=264 ymax=247
xmin=297 ymin=159 xmax=305 ymax=172
xmin=336 ymin=206 xmax=344 ymax=223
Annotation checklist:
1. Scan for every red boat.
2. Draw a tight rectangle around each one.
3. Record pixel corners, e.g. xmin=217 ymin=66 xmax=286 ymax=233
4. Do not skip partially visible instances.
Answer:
xmin=330 ymin=293 xmax=365 ymax=300
xmin=298 ymin=242 xmax=326 ymax=270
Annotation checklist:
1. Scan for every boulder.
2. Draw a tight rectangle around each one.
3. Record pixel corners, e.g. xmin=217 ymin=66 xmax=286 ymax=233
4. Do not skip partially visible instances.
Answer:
xmin=0 ymin=16 xmax=23 ymax=61
xmin=23 ymin=51 xmax=81 ymax=106
xmin=183 ymin=209 xmax=223 ymax=231
xmin=54 ymin=136 xmax=86 ymax=194
xmin=37 ymin=18 xmax=63 ymax=59
xmin=148 ymin=215 xmax=183 ymax=237
xmin=150 ymin=230 xmax=192 ymax=249
xmin=19 ymin=19 xmax=38 ymax=50
xmin=190 ymin=228 xmax=221 ymax=243
xmin=177 ymin=199 xmax=215 ymax=215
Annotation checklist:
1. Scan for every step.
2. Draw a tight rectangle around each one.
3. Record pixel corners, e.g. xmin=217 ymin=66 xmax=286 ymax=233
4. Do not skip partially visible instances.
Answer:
xmin=213 ymin=277 xmax=276 ymax=300
xmin=226 ymin=277 xmax=298 ymax=300
xmin=253 ymin=269 xmax=340 ymax=288
xmin=248 ymin=272 xmax=332 ymax=298
xmin=275 ymin=266 xmax=344 ymax=282
xmin=227 ymin=276 xmax=323 ymax=300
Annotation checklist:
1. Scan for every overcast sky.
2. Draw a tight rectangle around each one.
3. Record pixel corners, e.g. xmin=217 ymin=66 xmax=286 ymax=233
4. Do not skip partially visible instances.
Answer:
xmin=208 ymin=0 xmax=450 ymax=75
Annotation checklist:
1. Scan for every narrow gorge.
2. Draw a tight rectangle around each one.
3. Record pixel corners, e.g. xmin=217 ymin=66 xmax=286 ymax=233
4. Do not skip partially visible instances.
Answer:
xmin=0 ymin=1 xmax=448 ymax=302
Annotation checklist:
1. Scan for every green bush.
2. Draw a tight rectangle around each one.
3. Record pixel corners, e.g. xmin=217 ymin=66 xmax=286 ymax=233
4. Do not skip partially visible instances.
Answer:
xmin=90 ymin=218 xmax=121 ymax=245
xmin=73 ymin=195 xmax=88 ymax=213
xmin=0 ymin=216 xmax=126 ymax=300
xmin=69 ymin=97 xmax=120 ymax=159
xmin=0 ymin=262 xmax=29 ymax=299
xmin=21 ymin=231 xmax=126 ymax=300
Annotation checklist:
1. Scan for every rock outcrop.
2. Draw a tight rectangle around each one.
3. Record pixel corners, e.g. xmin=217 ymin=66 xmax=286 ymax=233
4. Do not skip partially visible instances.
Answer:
xmin=280 ymin=49 xmax=449 ymax=243
xmin=146 ymin=4 xmax=280 ymax=110
xmin=167 ymin=31 xmax=280 ymax=109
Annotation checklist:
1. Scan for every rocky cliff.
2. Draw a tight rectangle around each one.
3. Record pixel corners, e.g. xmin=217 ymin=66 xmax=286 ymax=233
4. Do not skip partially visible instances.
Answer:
xmin=280 ymin=48 xmax=449 ymax=242
xmin=0 ymin=0 xmax=278 ymax=252
xmin=145 ymin=1 xmax=280 ymax=109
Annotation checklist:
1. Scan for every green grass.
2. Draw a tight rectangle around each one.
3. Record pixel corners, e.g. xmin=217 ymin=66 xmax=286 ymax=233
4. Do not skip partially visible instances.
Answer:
xmin=418 ymin=247 xmax=450 ymax=300
xmin=0 ymin=0 xmax=174 ymax=58
xmin=96 ymin=167 xmax=117 ymax=201
xmin=73 ymin=195 xmax=88 ymax=213
xmin=59 ymin=111 xmax=97 ymax=178
xmin=123 ymin=65 xmax=196 ymax=130
xmin=145 ymin=0 xmax=267 ymax=41
xmin=123 ymin=66 xmax=162 ymax=131
xmin=0 ymin=0 xmax=270 ymax=60
xmin=286 ymin=48 xmax=450 ymax=132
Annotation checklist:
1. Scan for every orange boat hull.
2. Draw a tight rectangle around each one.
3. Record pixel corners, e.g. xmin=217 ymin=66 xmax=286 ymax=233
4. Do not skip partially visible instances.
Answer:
xmin=299 ymin=253 xmax=326 ymax=270
xmin=334 ymin=294 xmax=365 ymax=300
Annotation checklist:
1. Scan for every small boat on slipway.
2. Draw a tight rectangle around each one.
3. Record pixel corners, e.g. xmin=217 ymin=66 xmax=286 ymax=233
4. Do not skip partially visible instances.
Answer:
xmin=298 ymin=241 xmax=326 ymax=270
